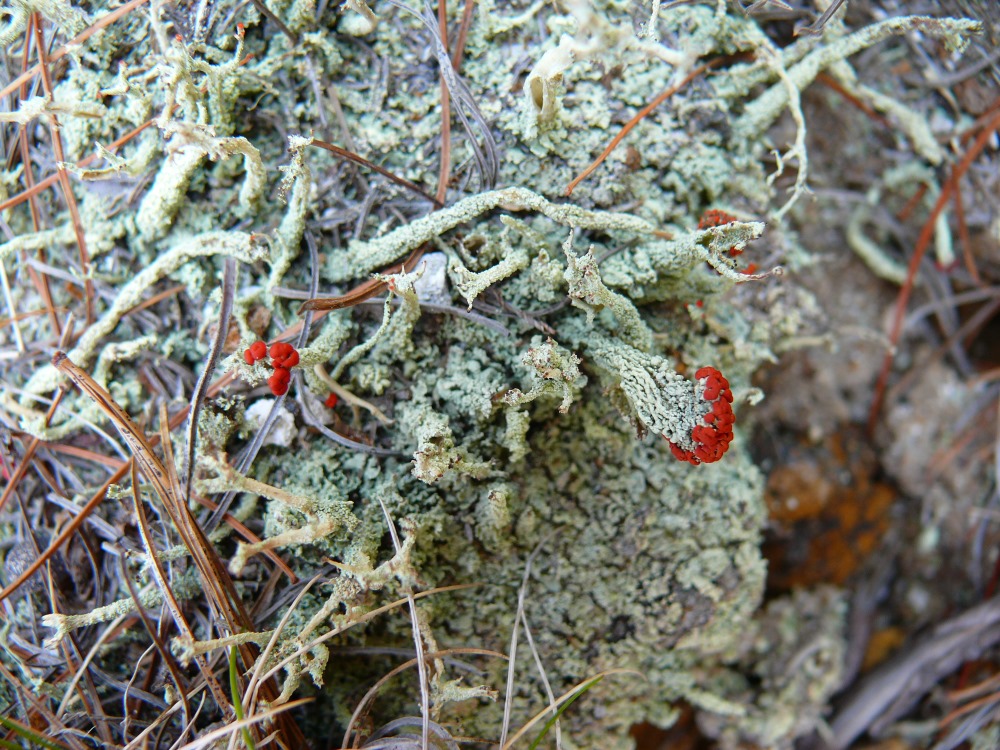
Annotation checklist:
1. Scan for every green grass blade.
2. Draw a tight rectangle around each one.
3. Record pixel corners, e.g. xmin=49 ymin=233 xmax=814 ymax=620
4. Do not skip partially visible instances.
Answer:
xmin=527 ymin=675 xmax=604 ymax=750
xmin=229 ymin=647 xmax=256 ymax=750
xmin=0 ymin=715 xmax=72 ymax=750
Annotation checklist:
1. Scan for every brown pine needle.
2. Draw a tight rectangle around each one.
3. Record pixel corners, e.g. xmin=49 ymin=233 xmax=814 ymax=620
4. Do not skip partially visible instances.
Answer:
xmin=868 ymin=106 xmax=1000 ymax=434
xmin=0 ymin=0 xmax=154 ymax=102
xmin=33 ymin=15 xmax=95 ymax=324
xmin=0 ymin=118 xmax=157 ymax=214
xmin=0 ymin=457 xmax=127 ymax=607
xmin=436 ymin=0 xmax=453 ymax=206
xmin=310 ymin=138 xmax=442 ymax=208
xmin=451 ymin=0 xmax=476 ymax=71
xmin=298 ymin=244 xmax=426 ymax=313
xmin=565 ymin=60 xmax=721 ymax=197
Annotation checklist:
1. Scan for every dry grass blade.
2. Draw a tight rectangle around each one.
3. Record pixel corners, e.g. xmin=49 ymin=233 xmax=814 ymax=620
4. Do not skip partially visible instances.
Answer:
xmin=118 ymin=551 xmax=193 ymax=740
xmin=255 ymin=584 xmax=480 ymax=691
xmin=127 ymin=442 xmax=231 ymax=715
xmin=363 ymin=716 xmax=461 ymax=749
xmin=51 ymin=352 xmax=185 ymax=532
xmin=499 ymin=535 xmax=552 ymax=748
xmin=342 ymin=647 xmax=506 ymax=748
xmin=154 ymin=407 xmax=309 ymax=747
xmin=176 ymin=698 xmax=312 ymax=750
xmin=242 ymin=573 xmax=327 ymax=719
xmin=498 ymin=669 xmax=643 ymax=750
xmin=52 ymin=353 xmax=307 ymax=747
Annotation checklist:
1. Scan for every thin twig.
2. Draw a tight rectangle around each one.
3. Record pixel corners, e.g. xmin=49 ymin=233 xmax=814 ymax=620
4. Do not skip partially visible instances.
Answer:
xmin=868 ymin=107 xmax=1000 ymax=434
xmin=0 ymin=0 xmax=155 ymax=102
xmin=450 ymin=0 xmax=475 ymax=71
xmin=310 ymin=138 xmax=442 ymax=208
xmin=184 ymin=257 xmax=237 ymax=505
xmin=33 ymin=16 xmax=95 ymax=324
xmin=565 ymin=60 xmax=722 ymax=196
xmin=436 ymin=0 xmax=452 ymax=205
xmin=249 ymin=0 xmax=299 ymax=44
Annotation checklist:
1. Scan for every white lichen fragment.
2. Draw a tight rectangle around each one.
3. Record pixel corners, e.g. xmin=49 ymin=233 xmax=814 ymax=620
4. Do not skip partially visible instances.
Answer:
xmin=0 ymin=0 xmax=86 ymax=46
xmin=846 ymin=205 xmax=908 ymax=285
xmin=339 ymin=0 xmax=377 ymax=35
xmin=270 ymin=135 xmax=313 ymax=290
xmin=501 ymin=337 xmax=586 ymax=461
xmin=230 ymin=517 xmax=343 ymax=575
xmin=0 ymin=96 xmax=104 ymax=125
xmin=448 ymin=225 xmax=530 ymax=309
xmin=505 ymin=337 xmax=586 ymax=415
xmin=244 ymin=398 xmax=297 ymax=448
xmin=409 ymin=410 xmax=491 ymax=484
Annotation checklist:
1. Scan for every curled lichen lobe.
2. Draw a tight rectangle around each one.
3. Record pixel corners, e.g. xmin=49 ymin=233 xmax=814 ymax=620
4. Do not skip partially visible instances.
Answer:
xmin=668 ymin=366 xmax=735 ymax=465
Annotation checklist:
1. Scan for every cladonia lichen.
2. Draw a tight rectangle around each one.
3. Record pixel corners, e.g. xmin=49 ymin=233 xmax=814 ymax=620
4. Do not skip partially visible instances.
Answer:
xmin=4 ymin=2 xmax=984 ymax=748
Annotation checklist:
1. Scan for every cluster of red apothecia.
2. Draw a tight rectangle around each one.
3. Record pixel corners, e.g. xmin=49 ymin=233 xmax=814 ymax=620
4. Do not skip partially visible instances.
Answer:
xmin=244 ymin=340 xmax=341 ymax=406
xmin=667 ymin=366 xmax=735 ymax=465
xmin=244 ymin=341 xmax=299 ymax=396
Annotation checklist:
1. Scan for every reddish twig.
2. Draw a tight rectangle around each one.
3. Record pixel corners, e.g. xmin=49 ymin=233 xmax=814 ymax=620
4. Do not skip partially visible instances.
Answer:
xmin=0 ymin=118 xmax=157 ymax=214
xmin=450 ymin=0 xmax=475 ymax=71
xmin=14 ymin=14 xmax=62 ymax=338
xmin=951 ymin=186 xmax=981 ymax=285
xmin=896 ymin=181 xmax=929 ymax=222
xmin=0 ymin=454 xmax=123 ymax=607
xmin=867 ymin=107 xmax=1000 ymax=434
xmin=0 ymin=0 xmax=154 ymax=102
xmin=33 ymin=15 xmax=95 ymax=325
xmin=309 ymin=138 xmax=442 ymax=207
xmin=815 ymin=71 xmax=892 ymax=128
xmin=566 ymin=60 xmax=722 ymax=196
xmin=436 ymin=0 xmax=452 ymax=205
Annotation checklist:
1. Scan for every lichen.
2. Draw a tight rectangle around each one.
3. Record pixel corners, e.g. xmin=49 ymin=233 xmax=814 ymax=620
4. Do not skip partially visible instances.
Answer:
xmin=5 ymin=1 xmax=984 ymax=747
